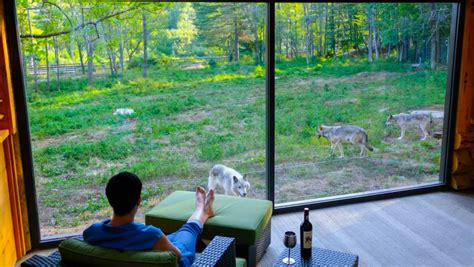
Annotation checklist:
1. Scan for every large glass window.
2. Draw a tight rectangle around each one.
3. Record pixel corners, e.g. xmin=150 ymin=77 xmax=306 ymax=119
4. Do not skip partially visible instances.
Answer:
xmin=11 ymin=1 xmax=460 ymax=242
xmin=275 ymin=3 xmax=453 ymax=204
xmin=16 ymin=2 xmax=266 ymax=239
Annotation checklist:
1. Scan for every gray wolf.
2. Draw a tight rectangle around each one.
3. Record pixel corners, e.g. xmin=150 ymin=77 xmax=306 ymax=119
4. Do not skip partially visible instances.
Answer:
xmin=208 ymin=164 xmax=250 ymax=197
xmin=317 ymin=125 xmax=374 ymax=158
xmin=385 ymin=113 xmax=432 ymax=140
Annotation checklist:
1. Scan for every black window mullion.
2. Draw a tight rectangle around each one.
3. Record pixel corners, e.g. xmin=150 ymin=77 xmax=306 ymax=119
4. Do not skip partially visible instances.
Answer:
xmin=266 ymin=2 xmax=276 ymax=206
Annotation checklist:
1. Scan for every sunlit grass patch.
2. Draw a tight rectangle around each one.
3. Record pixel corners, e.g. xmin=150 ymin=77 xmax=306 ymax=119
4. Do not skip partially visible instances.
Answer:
xmin=28 ymin=58 xmax=446 ymax=230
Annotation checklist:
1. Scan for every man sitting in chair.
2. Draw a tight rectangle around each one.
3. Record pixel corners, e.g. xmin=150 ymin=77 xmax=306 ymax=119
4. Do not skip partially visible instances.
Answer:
xmin=83 ymin=172 xmax=215 ymax=267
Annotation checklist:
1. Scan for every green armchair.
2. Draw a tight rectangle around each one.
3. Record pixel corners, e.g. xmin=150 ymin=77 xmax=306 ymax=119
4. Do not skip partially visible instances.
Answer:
xmin=58 ymin=236 xmax=246 ymax=267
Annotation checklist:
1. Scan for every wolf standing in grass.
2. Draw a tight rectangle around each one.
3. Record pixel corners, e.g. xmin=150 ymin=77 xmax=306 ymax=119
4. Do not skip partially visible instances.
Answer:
xmin=385 ymin=113 xmax=432 ymax=140
xmin=317 ymin=125 xmax=374 ymax=158
xmin=208 ymin=164 xmax=250 ymax=197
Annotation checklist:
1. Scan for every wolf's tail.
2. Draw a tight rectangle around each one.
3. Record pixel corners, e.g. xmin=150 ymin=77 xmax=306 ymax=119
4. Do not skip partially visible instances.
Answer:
xmin=365 ymin=144 xmax=374 ymax=152
xmin=428 ymin=114 xmax=434 ymax=136
xmin=364 ymin=133 xmax=374 ymax=152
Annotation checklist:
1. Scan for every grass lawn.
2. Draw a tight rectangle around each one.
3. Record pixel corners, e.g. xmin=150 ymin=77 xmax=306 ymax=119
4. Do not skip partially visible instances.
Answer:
xmin=27 ymin=57 xmax=447 ymax=236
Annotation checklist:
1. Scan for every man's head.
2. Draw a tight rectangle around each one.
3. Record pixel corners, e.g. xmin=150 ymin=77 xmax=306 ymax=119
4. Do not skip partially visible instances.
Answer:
xmin=106 ymin=172 xmax=142 ymax=216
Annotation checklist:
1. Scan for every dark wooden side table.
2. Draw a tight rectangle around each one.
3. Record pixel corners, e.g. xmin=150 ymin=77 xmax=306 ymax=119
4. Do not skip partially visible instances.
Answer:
xmin=273 ymin=245 xmax=358 ymax=267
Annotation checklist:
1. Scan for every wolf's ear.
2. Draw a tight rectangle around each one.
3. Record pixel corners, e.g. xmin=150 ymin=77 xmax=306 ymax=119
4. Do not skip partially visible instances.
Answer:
xmin=319 ymin=125 xmax=323 ymax=130
xmin=233 ymin=176 xmax=239 ymax=183
xmin=389 ymin=115 xmax=393 ymax=119
xmin=243 ymin=174 xmax=247 ymax=181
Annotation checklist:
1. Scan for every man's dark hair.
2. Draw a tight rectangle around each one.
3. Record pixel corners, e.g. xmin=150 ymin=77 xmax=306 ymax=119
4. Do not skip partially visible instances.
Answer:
xmin=106 ymin=172 xmax=142 ymax=216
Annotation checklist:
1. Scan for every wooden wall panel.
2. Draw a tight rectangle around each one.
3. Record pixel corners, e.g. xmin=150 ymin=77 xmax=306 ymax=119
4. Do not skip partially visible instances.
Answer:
xmin=452 ymin=0 xmax=474 ymax=189
xmin=0 ymin=0 xmax=30 ymax=252
xmin=0 ymin=132 xmax=17 ymax=267
xmin=0 ymin=0 xmax=28 ymax=263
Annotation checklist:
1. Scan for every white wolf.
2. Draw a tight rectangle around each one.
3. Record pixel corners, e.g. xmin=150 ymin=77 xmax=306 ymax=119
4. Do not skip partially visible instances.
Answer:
xmin=208 ymin=164 xmax=250 ymax=197
xmin=385 ymin=113 xmax=432 ymax=140
xmin=113 ymin=108 xmax=134 ymax=115
xmin=317 ymin=125 xmax=374 ymax=158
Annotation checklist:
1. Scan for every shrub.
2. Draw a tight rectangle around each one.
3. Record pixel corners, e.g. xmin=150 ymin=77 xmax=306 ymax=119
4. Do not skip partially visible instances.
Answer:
xmin=208 ymin=58 xmax=217 ymax=68
xmin=253 ymin=65 xmax=265 ymax=77
xmin=157 ymin=54 xmax=172 ymax=65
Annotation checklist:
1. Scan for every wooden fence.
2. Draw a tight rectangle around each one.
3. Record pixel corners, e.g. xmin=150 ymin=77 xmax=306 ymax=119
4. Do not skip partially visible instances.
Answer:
xmin=25 ymin=56 xmax=228 ymax=77
xmin=26 ymin=63 xmax=108 ymax=76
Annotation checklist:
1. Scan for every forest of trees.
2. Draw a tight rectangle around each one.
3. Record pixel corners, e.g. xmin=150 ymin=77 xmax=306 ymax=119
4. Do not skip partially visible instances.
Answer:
xmin=17 ymin=1 xmax=453 ymax=93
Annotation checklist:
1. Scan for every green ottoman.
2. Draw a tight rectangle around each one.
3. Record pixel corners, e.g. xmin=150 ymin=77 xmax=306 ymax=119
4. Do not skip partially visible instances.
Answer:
xmin=145 ymin=191 xmax=273 ymax=267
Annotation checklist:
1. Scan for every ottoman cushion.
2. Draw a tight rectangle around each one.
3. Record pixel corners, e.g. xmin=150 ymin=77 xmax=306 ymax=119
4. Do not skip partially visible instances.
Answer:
xmin=145 ymin=191 xmax=272 ymax=246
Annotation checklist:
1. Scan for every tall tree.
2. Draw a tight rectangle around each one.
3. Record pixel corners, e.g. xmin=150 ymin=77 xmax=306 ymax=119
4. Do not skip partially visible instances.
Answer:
xmin=53 ymin=35 xmax=60 ymax=91
xmin=142 ymin=11 xmax=148 ymax=77
xmin=367 ymin=4 xmax=374 ymax=63
xmin=44 ymin=41 xmax=50 ymax=91
xmin=303 ymin=3 xmax=311 ymax=65
xmin=26 ymin=7 xmax=39 ymax=93
xmin=430 ymin=3 xmax=440 ymax=70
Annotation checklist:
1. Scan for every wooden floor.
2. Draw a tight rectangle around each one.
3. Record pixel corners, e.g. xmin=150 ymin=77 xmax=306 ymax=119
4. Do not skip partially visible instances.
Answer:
xmin=16 ymin=190 xmax=474 ymax=267
xmin=259 ymin=190 xmax=474 ymax=267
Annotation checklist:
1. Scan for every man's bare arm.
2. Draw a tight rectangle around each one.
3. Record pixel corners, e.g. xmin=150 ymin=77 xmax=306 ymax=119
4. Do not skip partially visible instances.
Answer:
xmin=152 ymin=234 xmax=182 ymax=262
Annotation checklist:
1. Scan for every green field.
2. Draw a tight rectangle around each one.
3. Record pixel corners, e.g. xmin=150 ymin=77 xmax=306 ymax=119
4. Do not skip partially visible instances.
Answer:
xmin=28 ymin=58 xmax=446 ymax=236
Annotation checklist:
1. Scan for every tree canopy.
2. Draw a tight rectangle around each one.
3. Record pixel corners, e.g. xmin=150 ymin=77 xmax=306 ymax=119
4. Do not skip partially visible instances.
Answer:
xmin=17 ymin=2 xmax=452 ymax=92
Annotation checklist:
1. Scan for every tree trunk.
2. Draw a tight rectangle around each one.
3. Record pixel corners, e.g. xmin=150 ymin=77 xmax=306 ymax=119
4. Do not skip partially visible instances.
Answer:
xmin=367 ymin=5 xmax=374 ymax=63
xmin=413 ymin=42 xmax=418 ymax=62
xmin=108 ymin=23 xmax=117 ymax=74
xmin=324 ymin=4 xmax=329 ymax=57
xmin=252 ymin=4 xmax=260 ymax=65
xmin=430 ymin=4 xmax=439 ymax=70
xmin=294 ymin=16 xmax=299 ymax=58
xmin=77 ymin=42 xmax=85 ymax=74
xmin=81 ymin=5 xmax=93 ymax=85
xmin=373 ymin=13 xmax=380 ymax=60
xmin=103 ymin=23 xmax=116 ymax=76
xmin=53 ymin=36 xmax=60 ymax=91
xmin=329 ymin=4 xmax=336 ymax=59
xmin=142 ymin=11 xmax=148 ymax=77
xmin=286 ymin=17 xmax=291 ymax=58
xmin=67 ymin=42 xmax=75 ymax=74
xmin=234 ymin=16 xmax=240 ymax=62
xmin=45 ymin=41 xmax=50 ymax=92
xmin=278 ymin=37 xmax=282 ymax=55
xmin=304 ymin=3 xmax=311 ymax=65
xmin=349 ymin=10 xmax=354 ymax=51
xmin=402 ymin=37 xmax=409 ymax=62
xmin=397 ymin=43 xmax=402 ymax=62
xmin=119 ymin=25 xmax=124 ymax=73
xmin=86 ymin=38 xmax=93 ymax=85
xmin=318 ymin=5 xmax=324 ymax=56
xmin=27 ymin=9 xmax=38 ymax=93
xmin=433 ymin=28 xmax=439 ymax=69
xmin=107 ymin=53 xmax=115 ymax=76
xmin=127 ymin=40 xmax=141 ymax=67
xmin=308 ymin=4 xmax=314 ymax=57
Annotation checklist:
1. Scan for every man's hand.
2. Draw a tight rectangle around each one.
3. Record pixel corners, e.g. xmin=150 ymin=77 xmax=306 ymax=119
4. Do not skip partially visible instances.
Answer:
xmin=153 ymin=234 xmax=182 ymax=262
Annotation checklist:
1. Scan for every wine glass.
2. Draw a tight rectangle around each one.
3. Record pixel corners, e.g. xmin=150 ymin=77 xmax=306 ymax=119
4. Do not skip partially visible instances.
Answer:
xmin=282 ymin=231 xmax=297 ymax=265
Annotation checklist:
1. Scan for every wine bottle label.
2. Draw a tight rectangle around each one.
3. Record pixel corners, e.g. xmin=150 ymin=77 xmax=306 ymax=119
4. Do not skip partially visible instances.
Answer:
xmin=303 ymin=231 xmax=312 ymax=249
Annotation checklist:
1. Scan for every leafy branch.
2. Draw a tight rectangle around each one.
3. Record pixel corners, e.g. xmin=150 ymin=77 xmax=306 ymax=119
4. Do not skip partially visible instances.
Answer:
xmin=20 ymin=6 xmax=139 ymax=39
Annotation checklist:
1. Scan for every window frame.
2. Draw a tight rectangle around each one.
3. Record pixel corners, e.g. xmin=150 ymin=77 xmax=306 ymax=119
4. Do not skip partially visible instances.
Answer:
xmin=2 ymin=0 xmax=465 ymax=248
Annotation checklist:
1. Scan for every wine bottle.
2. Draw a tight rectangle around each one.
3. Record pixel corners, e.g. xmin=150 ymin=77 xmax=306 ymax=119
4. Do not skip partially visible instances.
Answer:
xmin=300 ymin=207 xmax=312 ymax=259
